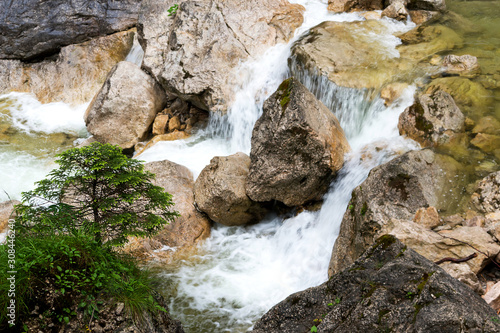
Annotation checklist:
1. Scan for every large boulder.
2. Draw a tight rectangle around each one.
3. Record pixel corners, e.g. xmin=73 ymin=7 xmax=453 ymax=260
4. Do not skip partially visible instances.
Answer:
xmin=328 ymin=149 xmax=466 ymax=276
xmin=327 ymin=0 xmax=445 ymax=13
xmin=143 ymin=160 xmax=210 ymax=249
xmin=246 ymin=78 xmax=350 ymax=207
xmin=84 ymin=61 xmax=167 ymax=149
xmin=252 ymin=235 xmax=500 ymax=333
xmin=290 ymin=20 xmax=419 ymax=90
xmin=0 ymin=30 xmax=135 ymax=105
xmin=194 ymin=153 xmax=267 ymax=226
xmin=0 ymin=0 xmax=141 ymax=61
xmin=398 ymin=89 xmax=465 ymax=147
xmin=137 ymin=0 xmax=304 ymax=111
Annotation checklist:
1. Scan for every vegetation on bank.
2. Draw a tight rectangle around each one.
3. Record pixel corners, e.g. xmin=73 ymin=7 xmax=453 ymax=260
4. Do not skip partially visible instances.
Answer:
xmin=0 ymin=142 xmax=178 ymax=332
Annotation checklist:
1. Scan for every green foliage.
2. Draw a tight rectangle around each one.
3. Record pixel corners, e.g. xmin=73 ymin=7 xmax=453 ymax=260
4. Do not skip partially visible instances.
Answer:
xmin=0 ymin=232 xmax=164 ymax=331
xmin=310 ymin=325 xmax=318 ymax=332
xmin=15 ymin=142 xmax=178 ymax=247
xmin=168 ymin=4 xmax=179 ymax=16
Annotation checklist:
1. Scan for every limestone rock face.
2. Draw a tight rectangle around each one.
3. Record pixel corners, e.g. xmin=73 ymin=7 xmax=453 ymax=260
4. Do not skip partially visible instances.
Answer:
xmin=398 ymin=90 xmax=465 ymax=147
xmin=471 ymin=171 xmax=500 ymax=214
xmin=138 ymin=0 xmax=304 ymax=112
xmin=327 ymin=0 xmax=383 ymax=13
xmin=142 ymin=160 xmax=210 ymax=250
xmin=0 ymin=30 xmax=134 ymax=105
xmin=382 ymin=1 xmax=409 ymax=21
xmin=252 ymin=235 xmax=500 ymax=333
xmin=84 ymin=61 xmax=167 ymax=149
xmin=246 ymin=78 xmax=350 ymax=207
xmin=328 ymin=149 xmax=465 ymax=276
xmin=0 ymin=200 xmax=20 ymax=235
xmin=0 ymin=0 xmax=140 ymax=61
xmin=194 ymin=153 xmax=267 ymax=226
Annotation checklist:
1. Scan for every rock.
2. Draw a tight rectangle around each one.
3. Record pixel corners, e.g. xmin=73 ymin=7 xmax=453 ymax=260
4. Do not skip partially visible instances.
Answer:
xmin=290 ymin=20 xmax=416 ymax=90
xmin=440 ymin=262 xmax=482 ymax=294
xmin=135 ymin=131 xmax=190 ymax=156
xmin=194 ymin=153 xmax=267 ymax=226
xmin=246 ymin=78 xmax=350 ymax=207
xmin=398 ymin=90 xmax=465 ymax=147
xmin=382 ymin=220 xmax=500 ymax=275
xmin=152 ymin=114 xmax=170 ymax=135
xmin=404 ymin=0 xmax=446 ymax=12
xmin=138 ymin=0 xmax=304 ymax=111
xmin=413 ymin=206 xmax=440 ymax=229
xmin=0 ymin=200 xmax=20 ymax=235
xmin=382 ymin=1 xmax=409 ymax=21
xmin=471 ymin=133 xmax=500 ymax=155
xmin=471 ymin=171 xmax=500 ymax=214
xmin=142 ymin=159 xmax=211 ymax=250
xmin=380 ymin=82 xmax=409 ymax=106
xmin=397 ymin=25 xmax=463 ymax=62
xmin=327 ymin=0 xmax=383 ymax=13
xmin=84 ymin=61 xmax=167 ymax=149
xmin=442 ymin=54 xmax=480 ymax=76
xmin=0 ymin=30 xmax=134 ymax=105
xmin=409 ymin=10 xmax=441 ymax=25
xmin=483 ymin=281 xmax=500 ymax=312
xmin=252 ymin=235 xmax=500 ymax=333
xmin=168 ymin=116 xmax=181 ymax=132
xmin=329 ymin=149 xmax=466 ymax=276
xmin=424 ymin=77 xmax=492 ymax=116
xmin=0 ymin=0 xmax=140 ymax=61
xmin=472 ymin=116 xmax=500 ymax=136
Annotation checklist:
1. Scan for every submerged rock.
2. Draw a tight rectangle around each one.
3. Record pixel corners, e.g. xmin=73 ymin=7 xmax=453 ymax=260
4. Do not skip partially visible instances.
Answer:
xmin=194 ymin=153 xmax=267 ymax=226
xmin=329 ymin=149 xmax=466 ymax=276
xmin=471 ymin=171 xmax=500 ymax=214
xmin=0 ymin=0 xmax=140 ymax=61
xmin=246 ymin=78 xmax=350 ymax=207
xmin=84 ymin=61 xmax=167 ymax=149
xmin=398 ymin=89 xmax=465 ymax=147
xmin=252 ymin=235 xmax=500 ymax=333
xmin=138 ymin=0 xmax=304 ymax=112
xmin=0 ymin=30 xmax=134 ymax=104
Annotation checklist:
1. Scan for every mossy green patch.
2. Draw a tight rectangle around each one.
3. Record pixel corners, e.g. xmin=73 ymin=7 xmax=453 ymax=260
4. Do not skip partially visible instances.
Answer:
xmin=360 ymin=202 xmax=368 ymax=216
xmin=277 ymin=78 xmax=293 ymax=112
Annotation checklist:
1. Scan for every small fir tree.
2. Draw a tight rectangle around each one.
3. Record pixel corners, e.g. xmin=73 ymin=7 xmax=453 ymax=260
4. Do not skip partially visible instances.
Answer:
xmin=16 ymin=142 xmax=178 ymax=246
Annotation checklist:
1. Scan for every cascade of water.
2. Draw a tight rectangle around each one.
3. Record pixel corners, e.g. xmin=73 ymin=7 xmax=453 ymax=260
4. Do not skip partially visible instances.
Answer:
xmin=125 ymin=34 xmax=145 ymax=66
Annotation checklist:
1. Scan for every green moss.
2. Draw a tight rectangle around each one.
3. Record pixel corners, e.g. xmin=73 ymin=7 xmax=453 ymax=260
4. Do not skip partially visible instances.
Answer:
xmin=395 ymin=245 xmax=408 ymax=258
xmin=374 ymin=235 xmax=397 ymax=250
xmin=416 ymin=272 xmax=435 ymax=293
xmin=277 ymin=78 xmax=293 ymax=111
xmin=412 ymin=102 xmax=434 ymax=134
xmin=360 ymin=202 xmax=368 ymax=216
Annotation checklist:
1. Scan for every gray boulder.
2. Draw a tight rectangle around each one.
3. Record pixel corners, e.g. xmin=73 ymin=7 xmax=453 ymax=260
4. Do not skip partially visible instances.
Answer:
xmin=137 ymin=0 xmax=304 ymax=111
xmin=194 ymin=153 xmax=267 ymax=226
xmin=471 ymin=171 xmax=500 ymax=214
xmin=0 ymin=0 xmax=141 ymax=61
xmin=398 ymin=90 xmax=465 ymax=147
xmin=329 ymin=149 xmax=466 ymax=276
xmin=252 ymin=235 xmax=500 ymax=333
xmin=84 ymin=61 xmax=167 ymax=149
xmin=246 ymin=78 xmax=350 ymax=207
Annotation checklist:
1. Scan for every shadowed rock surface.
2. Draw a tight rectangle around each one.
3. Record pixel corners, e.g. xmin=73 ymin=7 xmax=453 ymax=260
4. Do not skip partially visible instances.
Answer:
xmin=246 ymin=78 xmax=350 ymax=207
xmin=0 ymin=0 xmax=141 ymax=61
xmin=252 ymin=235 xmax=500 ymax=333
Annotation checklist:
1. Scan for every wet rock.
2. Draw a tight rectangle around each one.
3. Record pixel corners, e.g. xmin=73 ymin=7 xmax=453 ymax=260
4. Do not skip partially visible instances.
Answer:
xmin=382 ymin=1 xmax=409 ymax=21
xmin=135 ymin=131 xmax=191 ymax=156
xmin=380 ymin=82 xmax=409 ymax=106
xmin=291 ymin=20 xmax=416 ymax=90
xmin=327 ymin=0 xmax=383 ymax=13
xmin=442 ymin=54 xmax=480 ymax=76
xmin=252 ymin=235 xmax=500 ymax=333
xmin=0 ymin=30 xmax=134 ymax=105
xmin=135 ymin=160 xmax=211 ymax=253
xmin=424 ymin=77 xmax=492 ymax=116
xmin=246 ymin=78 xmax=350 ymax=207
xmin=471 ymin=171 xmax=500 ymax=214
xmin=0 ymin=0 xmax=140 ymax=61
xmin=84 ymin=61 xmax=167 ymax=149
xmin=168 ymin=116 xmax=181 ymax=132
xmin=471 ymin=133 xmax=500 ymax=156
xmin=408 ymin=10 xmax=441 ymax=25
xmin=472 ymin=116 xmax=500 ymax=136
xmin=397 ymin=25 xmax=463 ymax=61
xmin=194 ymin=153 xmax=267 ymax=226
xmin=398 ymin=90 xmax=465 ymax=147
xmin=138 ymin=0 xmax=304 ymax=112
xmin=329 ymin=149 xmax=466 ymax=276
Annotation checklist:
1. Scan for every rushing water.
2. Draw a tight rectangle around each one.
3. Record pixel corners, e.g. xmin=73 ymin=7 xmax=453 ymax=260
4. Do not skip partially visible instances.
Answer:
xmin=3 ymin=0 xmax=497 ymax=331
